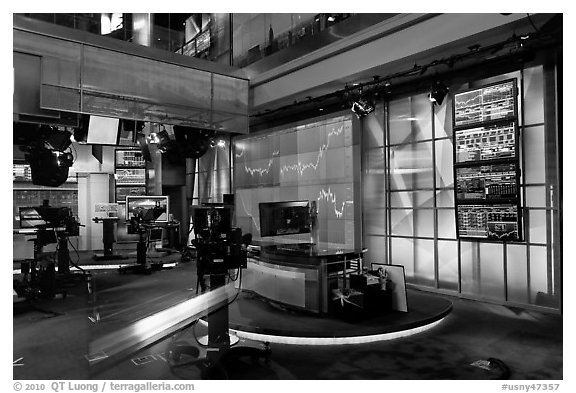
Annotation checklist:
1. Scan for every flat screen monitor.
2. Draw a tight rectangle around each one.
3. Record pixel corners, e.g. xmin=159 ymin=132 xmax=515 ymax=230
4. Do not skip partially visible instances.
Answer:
xmin=85 ymin=115 xmax=121 ymax=145
xmin=19 ymin=207 xmax=47 ymax=228
xmin=125 ymin=196 xmax=169 ymax=223
xmin=259 ymin=201 xmax=311 ymax=237
xmin=148 ymin=227 xmax=163 ymax=242
xmin=191 ymin=206 xmax=231 ymax=237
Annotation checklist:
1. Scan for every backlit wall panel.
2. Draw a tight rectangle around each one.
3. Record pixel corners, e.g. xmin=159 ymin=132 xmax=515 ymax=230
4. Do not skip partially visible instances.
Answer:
xmin=234 ymin=113 xmax=360 ymax=247
xmin=362 ymin=65 xmax=560 ymax=310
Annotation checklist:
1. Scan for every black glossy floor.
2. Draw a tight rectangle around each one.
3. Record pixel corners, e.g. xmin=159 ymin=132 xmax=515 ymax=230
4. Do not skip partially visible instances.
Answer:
xmin=13 ymin=250 xmax=562 ymax=380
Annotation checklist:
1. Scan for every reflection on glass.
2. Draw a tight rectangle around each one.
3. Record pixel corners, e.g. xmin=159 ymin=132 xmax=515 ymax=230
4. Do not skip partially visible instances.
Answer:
xmin=391 ymin=237 xmax=414 ymax=278
xmin=438 ymin=240 xmax=458 ymax=291
xmin=479 ymin=242 xmax=505 ymax=301
xmin=529 ymin=246 xmax=549 ymax=305
xmin=389 ymin=142 xmax=433 ymax=190
xmin=524 ymin=125 xmax=546 ymax=184
xmin=413 ymin=239 xmax=435 ymax=285
xmin=507 ymin=244 xmax=528 ymax=304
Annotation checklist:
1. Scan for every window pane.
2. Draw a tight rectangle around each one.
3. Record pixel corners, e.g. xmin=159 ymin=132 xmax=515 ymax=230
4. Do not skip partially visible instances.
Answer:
xmin=529 ymin=209 xmax=547 ymax=244
xmin=413 ymin=238 xmax=435 ymax=286
xmin=479 ymin=242 xmax=505 ymax=301
xmin=437 ymin=209 xmax=456 ymax=239
xmin=414 ymin=209 xmax=434 ymax=238
xmin=436 ymin=189 xmax=455 ymax=208
xmin=389 ymin=94 xmax=432 ymax=144
xmin=507 ymin=244 xmax=528 ymax=304
xmin=364 ymin=103 xmax=384 ymax=148
xmin=434 ymin=93 xmax=453 ymax=139
xmin=523 ymin=125 xmax=546 ymax=184
xmin=523 ymin=66 xmax=545 ymax=126
xmin=390 ymin=209 xmax=413 ymax=236
xmin=435 ymin=139 xmax=454 ymax=187
xmin=525 ymin=185 xmax=547 ymax=208
xmin=460 ymin=241 xmax=479 ymax=296
xmin=391 ymin=237 xmax=414 ymax=279
xmin=389 ymin=142 xmax=433 ymax=190
xmin=390 ymin=191 xmax=434 ymax=208
xmin=438 ymin=240 xmax=459 ymax=291
xmin=529 ymin=246 xmax=550 ymax=306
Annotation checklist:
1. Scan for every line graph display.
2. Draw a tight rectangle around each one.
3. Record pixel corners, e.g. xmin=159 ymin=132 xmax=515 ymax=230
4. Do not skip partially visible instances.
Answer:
xmin=454 ymin=80 xmax=515 ymax=128
xmin=233 ymin=114 xmax=358 ymax=247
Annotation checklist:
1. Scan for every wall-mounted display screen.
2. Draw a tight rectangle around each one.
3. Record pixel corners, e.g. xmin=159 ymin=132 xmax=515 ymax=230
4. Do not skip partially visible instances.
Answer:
xmin=457 ymin=205 xmax=520 ymax=240
xmin=455 ymin=122 xmax=516 ymax=163
xmin=233 ymin=114 xmax=359 ymax=247
xmin=115 ymin=149 xmax=145 ymax=168
xmin=116 ymin=186 xmax=147 ymax=202
xmin=453 ymin=79 xmax=522 ymax=241
xmin=456 ymin=163 xmax=518 ymax=200
xmin=454 ymin=80 xmax=515 ymax=128
xmin=259 ymin=201 xmax=311 ymax=237
xmin=125 ymin=196 xmax=169 ymax=223
xmin=115 ymin=169 xmax=146 ymax=185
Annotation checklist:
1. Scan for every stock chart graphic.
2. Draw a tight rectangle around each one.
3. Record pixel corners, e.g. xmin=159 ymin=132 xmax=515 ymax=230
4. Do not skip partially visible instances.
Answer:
xmin=234 ymin=115 xmax=358 ymax=246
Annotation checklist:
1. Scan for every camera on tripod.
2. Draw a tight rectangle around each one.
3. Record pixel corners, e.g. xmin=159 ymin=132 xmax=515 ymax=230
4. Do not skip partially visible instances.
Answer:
xmin=191 ymin=206 xmax=248 ymax=292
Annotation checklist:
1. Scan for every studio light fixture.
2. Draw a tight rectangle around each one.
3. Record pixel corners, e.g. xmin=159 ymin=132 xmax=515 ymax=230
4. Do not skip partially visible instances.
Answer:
xmin=350 ymin=88 xmax=375 ymax=119
xmin=429 ymin=80 xmax=449 ymax=106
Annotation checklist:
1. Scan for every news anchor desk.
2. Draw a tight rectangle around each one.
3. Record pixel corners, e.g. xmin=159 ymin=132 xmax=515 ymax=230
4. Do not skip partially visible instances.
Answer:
xmin=239 ymin=243 xmax=364 ymax=314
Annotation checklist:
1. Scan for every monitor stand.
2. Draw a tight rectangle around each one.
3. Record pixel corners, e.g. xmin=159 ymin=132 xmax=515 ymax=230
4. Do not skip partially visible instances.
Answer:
xmin=118 ymin=224 xmax=173 ymax=275
xmin=93 ymin=217 xmax=127 ymax=261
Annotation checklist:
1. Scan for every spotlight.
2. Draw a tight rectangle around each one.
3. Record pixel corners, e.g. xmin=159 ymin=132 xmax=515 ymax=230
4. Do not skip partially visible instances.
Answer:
xmin=429 ymin=81 xmax=449 ymax=106
xmin=216 ymin=140 xmax=226 ymax=148
xmin=351 ymin=96 xmax=375 ymax=118
xmin=26 ymin=148 xmax=72 ymax=187
xmin=155 ymin=130 xmax=171 ymax=153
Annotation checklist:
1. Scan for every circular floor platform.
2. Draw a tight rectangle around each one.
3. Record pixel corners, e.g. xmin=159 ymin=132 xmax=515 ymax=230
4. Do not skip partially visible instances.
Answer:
xmin=223 ymin=289 xmax=452 ymax=344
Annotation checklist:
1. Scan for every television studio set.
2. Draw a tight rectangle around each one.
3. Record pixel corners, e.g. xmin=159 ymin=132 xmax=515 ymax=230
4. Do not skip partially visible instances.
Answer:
xmin=11 ymin=11 xmax=563 ymax=387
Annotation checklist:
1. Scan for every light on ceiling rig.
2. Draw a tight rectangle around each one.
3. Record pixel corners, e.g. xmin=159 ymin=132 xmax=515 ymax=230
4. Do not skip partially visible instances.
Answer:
xmin=429 ymin=80 xmax=449 ymax=106
xmin=350 ymin=88 xmax=375 ymax=119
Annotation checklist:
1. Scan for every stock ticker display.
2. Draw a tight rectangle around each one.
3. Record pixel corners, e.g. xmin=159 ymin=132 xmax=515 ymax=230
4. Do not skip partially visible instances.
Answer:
xmin=455 ymin=122 xmax=516 ymax=163
xmin=456 ymin=163 xmax=518 ymax=200
xmin=454 ymin=80 xmax=516 ymax=128
xmin=453 ymin=79 xmax=522 ymax=241
xmin=457 ymin=205 xmax=519 ymax=240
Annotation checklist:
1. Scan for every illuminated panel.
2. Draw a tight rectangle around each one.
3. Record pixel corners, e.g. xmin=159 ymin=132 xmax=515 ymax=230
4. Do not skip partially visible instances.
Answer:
xmin=234 ymin=115 xmax=357 ymax=247
xmin=455 ymin=122 xmax=516 ymax=163
xmin=456 ymin=163 xmax=517 ymax=200
xmin=454 ymin=80 xmax=515 ymax=128
xmin=453 ymin=79 xmax=521 ymax=241
xmin=115 ymin=169 xmax=146 ymax=185
xmin=457 ymin=205 xmax=519 ymax=240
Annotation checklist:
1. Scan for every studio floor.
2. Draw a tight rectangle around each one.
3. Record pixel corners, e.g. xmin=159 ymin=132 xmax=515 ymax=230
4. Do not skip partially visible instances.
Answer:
xmin=13 ymin=250 xmax=562 ymax=380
